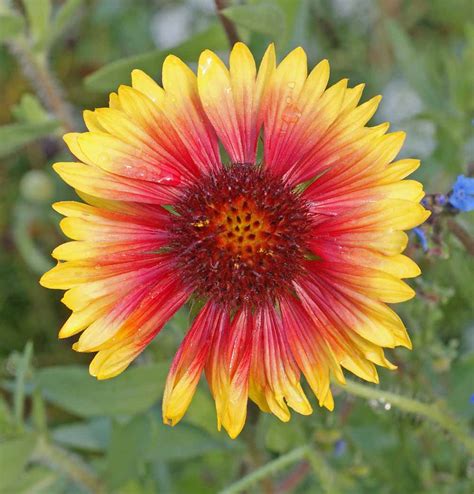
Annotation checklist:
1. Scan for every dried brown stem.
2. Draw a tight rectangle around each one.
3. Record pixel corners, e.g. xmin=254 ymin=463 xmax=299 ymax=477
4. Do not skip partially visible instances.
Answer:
xmin=214 ymin=0 xmax=240 ymax=47
xmin=447 ymin=219 xmax=474 ymax=256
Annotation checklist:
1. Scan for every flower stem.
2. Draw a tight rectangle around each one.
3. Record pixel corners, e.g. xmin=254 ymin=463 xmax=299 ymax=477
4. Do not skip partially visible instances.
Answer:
xmin=33 ymin=436 xmax=104 ymax=493
xmin=214 ymin=0 xmax=240 ymax=47
xmin=305 ymin=447 xmax=341 ymax=494
xmin=338 ymin=379 xmax=474 ymax=455
xmin=241 ymin=405 xmax=274 ymax=493
xmin=9 ymin=41 xmax=77 ymax=133
xmin=447 ymin=218 xmax=474 ymax=256
xmin=219 ymin=446 xmax=309 ymax=494
xmin=219 ymin=444 xmax=338 ymax=494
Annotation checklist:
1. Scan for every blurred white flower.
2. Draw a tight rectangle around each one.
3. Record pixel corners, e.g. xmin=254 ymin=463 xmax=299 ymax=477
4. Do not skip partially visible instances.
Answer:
xmin=151 ymin=5 xmax=193 ymax=49
xmin=188 ymin=0 xmax=215 ymax=13
xmin=398 ymin=119 xmax=437 ymax=159
xmin=330 ymin=0 xmax=376 ymax=30
xmin=378 ymin=79 xmax=424 ymax=124
xmin=377 ymin=78 xmax=436 ymax=159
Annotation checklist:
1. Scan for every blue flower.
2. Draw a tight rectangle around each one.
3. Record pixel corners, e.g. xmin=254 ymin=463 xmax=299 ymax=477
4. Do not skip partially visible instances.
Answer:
xmin=448 ymin=175 xmax=474 ymax=212
xmin=413 ymin=227 xmax=429 ymax=252
xmin=334 ymin=439 xmax=347 ymax=457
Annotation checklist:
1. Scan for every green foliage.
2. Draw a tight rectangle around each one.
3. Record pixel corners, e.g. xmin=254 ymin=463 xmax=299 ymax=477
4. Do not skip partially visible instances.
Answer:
xmin=22 ymin=0 xmax=52 ymax=51
xmin=0 ymin=434 xmax=37 ymax=490
xmin=222 ymin=3 xmax=286 ymax=38
xmin=0 ymin=1 xmax=473 ymax=493
xmin=385 ymin=20 xmax=439 ymax=110
xmin=85 ymin=23 xmax=228 ymax=92
xmin=52 ymin=418 xmax=111 ymax=452
xmin=48 ymin=0 xmax=84 ymax=47
xmin=0 ymin=11 xmax=25 ymax=42
xmin=37 ymin=363 xmax=169 ymax=417
xmin=0 ymin=120 xmax=59 ymax=158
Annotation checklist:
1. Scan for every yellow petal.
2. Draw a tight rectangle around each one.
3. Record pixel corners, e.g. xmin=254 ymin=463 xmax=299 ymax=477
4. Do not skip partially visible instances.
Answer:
xmin=380 ymin=158 xmax=421 ymax=183
xmin=131 ymin=69 xmax=164 ymax=104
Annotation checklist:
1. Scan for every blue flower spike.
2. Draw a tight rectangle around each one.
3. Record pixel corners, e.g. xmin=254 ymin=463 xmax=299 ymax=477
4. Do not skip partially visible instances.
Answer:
xmin=448 ymin=175 xmax=474 ymax=212
xmin=413 ymin=227 xmax=429 ymax=252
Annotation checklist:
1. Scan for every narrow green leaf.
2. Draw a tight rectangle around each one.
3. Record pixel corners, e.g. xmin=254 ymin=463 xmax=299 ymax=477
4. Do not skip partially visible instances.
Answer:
xmin=0 ymin=396 xmax=14 ymax=436
xmin=286 ymin=0 xmax=309 ymax=48
xmin=48 ymin=0 xmax=83 ymax=46
xmin=222 ymin=3 xmax=286 ymax=38
xmin=52 ymin=418 xmax=111 ymax=452
xmin=84 ymin=23 xmax=227 ymax=92
xmin=0 ymin=120 xmax=59 ymax=158
xmin=31 ymin=388 xmax=47 ymax=433
xmin=0 ymin=12 xmax=25 ymax=42
xmin=14 ymin=341 xmax=33 ymax=429
xmin=0 ymin=434 xmax=37 ymax=490
xmin=37 ymin=364 xmax=169 ymax=417
xmin=22 ymin=0 xmax=51 ymax=50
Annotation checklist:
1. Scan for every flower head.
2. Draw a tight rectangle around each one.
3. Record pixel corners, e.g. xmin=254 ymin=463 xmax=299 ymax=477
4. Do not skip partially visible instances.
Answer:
xmin=41 ymin=43 xmax=429 ymax=438
xmin=448 ymin=175 xmax=474 ymax=212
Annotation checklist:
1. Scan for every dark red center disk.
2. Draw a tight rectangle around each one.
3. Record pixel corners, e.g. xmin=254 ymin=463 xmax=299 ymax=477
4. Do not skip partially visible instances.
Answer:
xmin=170 ymin=163 xmax=313 ymax=308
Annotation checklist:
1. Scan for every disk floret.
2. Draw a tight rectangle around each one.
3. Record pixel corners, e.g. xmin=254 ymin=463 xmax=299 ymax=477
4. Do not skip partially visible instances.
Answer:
xmin=170 ymin=163 xmax=312 ymax=307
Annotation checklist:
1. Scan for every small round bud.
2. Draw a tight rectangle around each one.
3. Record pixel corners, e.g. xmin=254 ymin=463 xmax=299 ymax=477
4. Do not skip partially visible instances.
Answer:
xmin=20 ymin=170 xmax=54 ymax=203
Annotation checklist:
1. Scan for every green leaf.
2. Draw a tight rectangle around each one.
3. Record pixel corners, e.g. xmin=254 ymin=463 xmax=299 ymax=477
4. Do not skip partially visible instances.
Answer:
xmin=11 ymin=93 xmax=50 ymax=124
xmin=37 ymin=364 xmax=168 ymax=417
xmin=385 ymin=20 xmax=440 ymax=109
xmin=12 ymin=466 xmax=57 ymax=494
xmin=0 ymin=434 xmax=37 ymax=490
xmin=448 ymin=352 xmax=474 ymax=420
xmin=52 ymin=418 xmax=111 ymax=452
xmin=222 ymin=3 xmax=286 ymax=38
xmin=84 ymin=23 xmax=227 ymax=92
xmin=265 ymin=417 xmax=306 ymax=453
xmin=285 ymin=0 xmax=309 ymax=48
xmin=22 ymin=0 xmax=51 ymax=50
xmin=0 ymin=396 xmax=14 ymax=436
xmin=183 ymin=387 xmax=219 ymax=435
xmin=149 ymin=419 xmax=240 ymax=461
xmin=31 ymin=388 xmax=47 ymax=433
xmin=0 ymin=12 xmax=25 ymax=42
xmin=48 ymin=0 xmax=83 ymax=46
xmin=106 ymin=415 xmax=152 ymax=489
xmin=0 ymin=120 xmax=59 ymax=158
xmin=14 ymin=341 xmax=33 ymax=429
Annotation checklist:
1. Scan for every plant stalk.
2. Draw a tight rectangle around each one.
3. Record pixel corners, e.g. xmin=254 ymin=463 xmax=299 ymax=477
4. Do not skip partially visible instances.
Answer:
xmin=214 ymin=0 xmax=240 ymax=47
xmin=220 ymin=443 xmax=337 ymax=494
xmin=219 ymin=446 xmax=309 ymax=494
xmin=338 ymin=379 xmax=474 ymax=455
xmin=33 ymin=436 xmax=104 ymax=494
xmin=9 ymin=41 xmax=77 ymax=133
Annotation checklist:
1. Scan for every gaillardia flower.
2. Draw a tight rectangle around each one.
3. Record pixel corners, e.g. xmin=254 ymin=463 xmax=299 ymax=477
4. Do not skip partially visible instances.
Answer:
xmin=41 ymin=43 xmax=429 ymax=438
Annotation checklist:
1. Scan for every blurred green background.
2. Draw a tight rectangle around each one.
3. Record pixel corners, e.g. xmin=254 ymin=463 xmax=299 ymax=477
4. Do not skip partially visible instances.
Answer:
xmin=0 ymin=0 xmax=473 ymax=493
